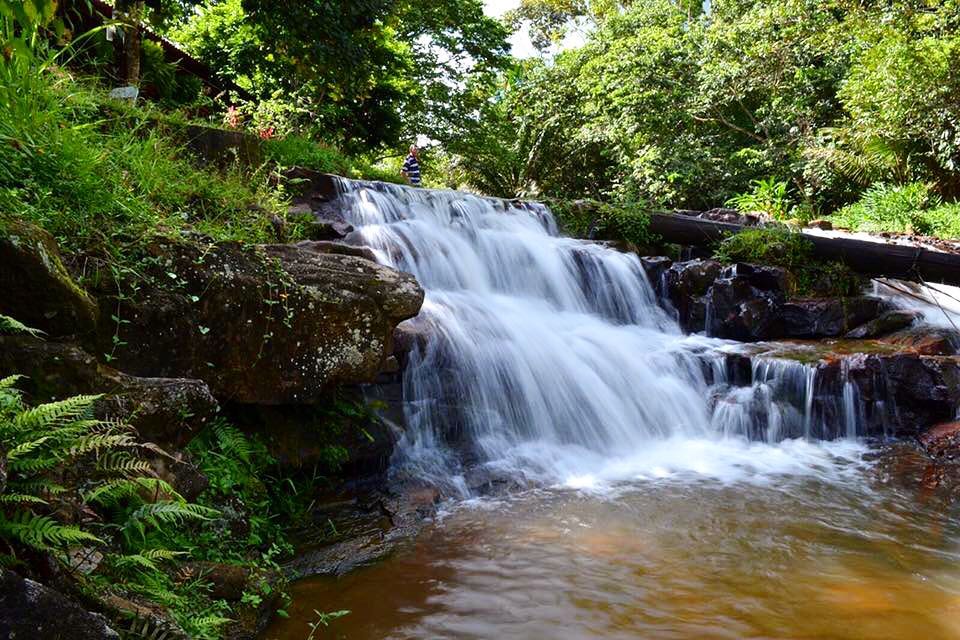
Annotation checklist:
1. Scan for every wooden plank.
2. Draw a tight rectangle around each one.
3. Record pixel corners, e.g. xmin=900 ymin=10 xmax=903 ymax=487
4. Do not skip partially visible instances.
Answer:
xmin=648 ymin=213 xmax=960 ymax=287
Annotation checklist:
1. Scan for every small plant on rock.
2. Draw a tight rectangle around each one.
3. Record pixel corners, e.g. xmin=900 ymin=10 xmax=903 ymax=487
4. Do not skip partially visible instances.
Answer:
xmin=726 ymin=177 xmax=793 ymax=221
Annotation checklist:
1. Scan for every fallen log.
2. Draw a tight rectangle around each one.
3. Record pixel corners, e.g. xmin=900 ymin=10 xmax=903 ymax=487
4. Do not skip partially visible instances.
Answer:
xmin=648 ymin=213 xmax=960 ymax=288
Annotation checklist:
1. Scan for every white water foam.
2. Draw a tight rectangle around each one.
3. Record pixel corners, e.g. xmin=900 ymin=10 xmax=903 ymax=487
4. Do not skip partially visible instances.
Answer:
xmin=334 ymin=180 xmax=872 ymax=491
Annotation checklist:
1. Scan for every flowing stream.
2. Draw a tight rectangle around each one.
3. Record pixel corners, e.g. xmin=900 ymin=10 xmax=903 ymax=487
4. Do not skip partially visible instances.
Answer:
xmin=265 ymin=182 xmax=960 ymax=639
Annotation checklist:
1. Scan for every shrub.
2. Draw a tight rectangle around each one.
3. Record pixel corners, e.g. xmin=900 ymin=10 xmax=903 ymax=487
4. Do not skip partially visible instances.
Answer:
xmin=264 ymin=135 xmax=353 ymax=175
xmin=713 ymin=226 xmax=813 ymax=267
xmin=726 ymin=177 xmax=793 ymax=221
xmin=920 ymin=202 xmax=960 ymax=239
xmin=714 ymin=227 xmax=863 ymax=297
xmin=831 ymin=182 xmax=937 ymax=235
xmin=548 ymin=199 xmax=655 ymax=245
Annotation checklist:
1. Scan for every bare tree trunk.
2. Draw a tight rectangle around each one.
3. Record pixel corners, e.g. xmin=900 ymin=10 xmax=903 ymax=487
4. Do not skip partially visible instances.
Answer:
xmin=114 ymin=0 xmax=145 ymax=86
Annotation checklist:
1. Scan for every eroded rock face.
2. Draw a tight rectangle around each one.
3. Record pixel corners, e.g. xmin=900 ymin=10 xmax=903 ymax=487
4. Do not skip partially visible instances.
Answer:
xmin=98 ymin=238 xmax=423 ymax=404
xmin=836 ymin=352 xmax=960 ymax=435
xmin=0 ymin=221 xmax=98 ymax=337
xmin=0 ymin=336 xmax=218 ymax=446
xmin=705 ymin=264 xmax=787 ymax=340
xmin=782 ymin=297 xmax=889 ymax=338
xmin=660 ymin=259 xmax=894 ymax=340
xmin=663 ymin=259 xmax=722 ymax=332
xmin=845 ymin=309 xmax=920 ymax=339
xmin=0 ymin=570 xmax=120 ymax=639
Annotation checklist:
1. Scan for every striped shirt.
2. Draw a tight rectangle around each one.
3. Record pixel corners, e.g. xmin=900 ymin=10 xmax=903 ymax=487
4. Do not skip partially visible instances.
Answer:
xmin=402 ymin=154 xmax=421 ymax=185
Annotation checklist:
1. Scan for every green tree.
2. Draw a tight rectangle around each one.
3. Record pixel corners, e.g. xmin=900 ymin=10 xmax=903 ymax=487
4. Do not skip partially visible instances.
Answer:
xmin=169 ymin=0 xmax=509 ymax=151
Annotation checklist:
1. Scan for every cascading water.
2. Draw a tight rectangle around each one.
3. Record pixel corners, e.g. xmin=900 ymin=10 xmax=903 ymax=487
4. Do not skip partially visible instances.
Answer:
xmin=333 ymin=179 xmax=867 ymax=490
xmin=269 ymin=181 xmax=960 ymax=640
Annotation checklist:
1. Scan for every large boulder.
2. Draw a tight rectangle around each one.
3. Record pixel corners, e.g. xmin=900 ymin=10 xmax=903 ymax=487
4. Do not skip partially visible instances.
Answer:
xmin=0 ymin=221 xmax=98 ymax=337
xmin=250 ymin=402 xmax=400 ymax=476
xmin=844 ymin=309 xmax=920 ymax=339
xmin=841 ymin=353 xmax=960 ymax=435
xmin=705 ymin=263 xmax=787 ymax=340
xmin=0 ymin=570 xmax=120 ymax=639
xmin=782 ymin=296 xmax=888 ymax=338
xmin=639 ymin=256 xmax=672 ymax=297
xmin=881 ymin=326 xmax=959 ymax=355
xmin=0 ymin=335 xmax=218 ymax=447
xmin=663 ymin=259 xmax=723 ymax=332
xmin=97 ymin=238 xmax=423 ymax=404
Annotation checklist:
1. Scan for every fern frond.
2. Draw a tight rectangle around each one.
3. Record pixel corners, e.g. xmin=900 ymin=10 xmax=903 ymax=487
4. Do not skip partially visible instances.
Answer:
xmin=96 ymin=452 xmax=155 ymax=478
xmin=5 ymin=436 xmax=52 ymax=463
xmin=0 ymin=375 xmax=24 ymax=391
xmin=68 ymin=432 xmax=138 ymax=457
xmin=14 ymin=395 xmax=100 ymax=430
xmin=0 ymin=315 xmax=44 ymax=337
xmin=123 ymin=502 xmax=219 ymax=541
xmin=84 ymin=477 xmax=178 ymax=506
xmin=9 ymin=479 xmax=68 ymax=496
xmin=0 ymin=511 xmax=102 ymax=550
xmin=212 ymin=420 xmax=253 ymax=463
xmin=0 ymin=493 xmax=49 ymax=505
xmin=191 ymin=616 xmax=232 ymax=632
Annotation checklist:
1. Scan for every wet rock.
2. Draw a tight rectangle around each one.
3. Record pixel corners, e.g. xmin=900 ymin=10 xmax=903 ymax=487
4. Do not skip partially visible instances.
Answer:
xmin=149 ymin=453 xmax=209 ymax=502
xmin=287 ymin=202 xmax=314 ymax=219
xmin=0 ymin=335 xmax=218 ymax=446
xmin=183 ymin=562 xmax=252 ymax=602
xmin=676 ymin=208 xmax=761 ymax=226
xmin=843 ymin=353 xmax=960 ymax=435
xmin=307 ymin=218 xmax=355 ymax=241
xmin=252 ymin=403 xmax=400 ymax=475
xmin=281 ymin=167 xmax=341 ymax=201
xmin=97 ymin=238 xmax=423 ymax=404
xmin=639 ymin=256 xmax=672 ymax=296
xmin=0 ymin=221 xmax=98 ymax=337
xmin=782 ymin=296 xmax=888 ymax=338
xmin=0 ymin=569 xmax=120 ymax=639
xmin=98 ymin=593 xmax=188 ymax=640
xmin=881 ymin=326 xmax=959 ymax=355
xmin=663 ymin=259 xmax=723 ymax=332
xmin=919 ymin=422 xmax=960 ymax=459
xmin=705 ymin=263 xmax=787 ymax=340
xmin=845 ymin=309 xmax=920 ymax=339
xmin=464 ymin=466 xmax=527 ymax=496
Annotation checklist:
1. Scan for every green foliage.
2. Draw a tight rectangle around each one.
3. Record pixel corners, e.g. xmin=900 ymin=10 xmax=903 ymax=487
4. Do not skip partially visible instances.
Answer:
xmin=714 ymin=227 xmax=814 ymax=270
xmin=726 ymin=178 xmax=793 ymax=221
xmin=549 ymin=200 xmax=655 ymax=245
xmin=0 ymin=314 xmax=44 ymax=337
xmin=831 ymin=182 xmax=960 ymax=237
xmin=920 ymin=202 xmax=960 ymax=240
xmin=450 ymin=0 xmax=960 ymax=223
xmin=168 ymin=0 xmax=509 ymax=151
xmin=306 ymin=609 xmax=351 ymax=640
xmin=0 ymin=57 xmax=288 ymax=257
xmin=0 ymin=381 xmax=208 ymax=559
xmin=714 ymin=227 xmax=863 ymax=297
xmin=263 ymin=136 xmax=354 ymax=176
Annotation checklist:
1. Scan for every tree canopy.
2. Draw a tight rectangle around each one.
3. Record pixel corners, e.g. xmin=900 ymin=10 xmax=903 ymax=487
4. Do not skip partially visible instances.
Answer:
xmin=446 ymin=0 xmax=960 ymax=219
xmin=168 ymin=0 xmax=509 ymax=151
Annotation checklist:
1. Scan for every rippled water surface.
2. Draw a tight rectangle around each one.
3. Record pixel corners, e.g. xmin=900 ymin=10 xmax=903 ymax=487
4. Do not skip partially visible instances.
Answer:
xmin=265 ymin=447 xmax=960 ymax=640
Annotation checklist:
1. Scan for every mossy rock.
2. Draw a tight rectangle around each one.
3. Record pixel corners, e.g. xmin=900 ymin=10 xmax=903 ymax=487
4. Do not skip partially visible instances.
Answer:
xmin=0 ymin=221 xmax=98 ymax=337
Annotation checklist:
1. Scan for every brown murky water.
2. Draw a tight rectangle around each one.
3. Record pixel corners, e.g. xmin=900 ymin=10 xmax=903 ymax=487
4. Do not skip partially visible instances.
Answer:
xmin=265 ymin=450 xmax=960 ymax=640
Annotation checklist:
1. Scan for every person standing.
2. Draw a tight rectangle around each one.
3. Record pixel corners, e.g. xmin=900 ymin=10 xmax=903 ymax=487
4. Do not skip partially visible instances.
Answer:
xmin=401 ymin=145 xmax=422 ymax=186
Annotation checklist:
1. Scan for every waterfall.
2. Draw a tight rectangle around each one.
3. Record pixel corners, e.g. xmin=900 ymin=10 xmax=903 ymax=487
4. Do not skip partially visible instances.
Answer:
xmin=332 ymin=180 xmax=866 ymax=489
